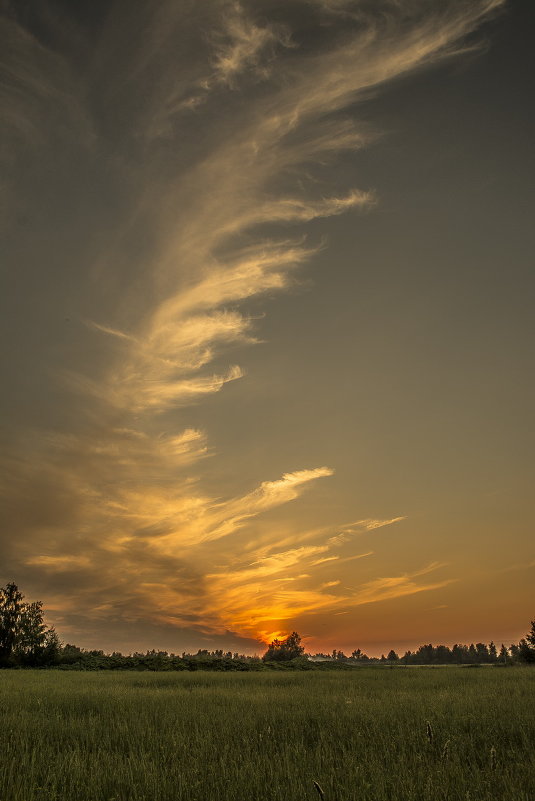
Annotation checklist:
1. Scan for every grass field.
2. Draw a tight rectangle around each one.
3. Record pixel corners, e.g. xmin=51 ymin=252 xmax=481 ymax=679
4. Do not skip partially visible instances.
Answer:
xmin=0 ymin=668 xmax=534 ymax=801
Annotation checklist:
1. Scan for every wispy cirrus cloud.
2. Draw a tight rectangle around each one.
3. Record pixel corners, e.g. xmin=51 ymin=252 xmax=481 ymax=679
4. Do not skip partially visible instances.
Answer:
xmin=354 ymin=517 xmax=408 ymax=531
xmin=211 ymin=2 xmax=292 ymax=87
xmin=344 ymin=562 xmax=457 ymax=606
xmin=327 ymin=517 xmax=406 ymax=546
xmin=203 ymin=555 xmax=454 ymax=643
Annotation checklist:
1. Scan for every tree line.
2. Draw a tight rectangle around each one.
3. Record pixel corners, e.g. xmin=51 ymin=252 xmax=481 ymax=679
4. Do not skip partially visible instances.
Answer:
xmin=312 ymin=639 xmax=534 ymax=665
xmin=1 ymin=582 xmax=534 ymax=670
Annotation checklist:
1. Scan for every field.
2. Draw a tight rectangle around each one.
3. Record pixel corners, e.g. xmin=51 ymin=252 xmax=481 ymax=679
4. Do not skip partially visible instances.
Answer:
xmin=1 ymin=668 xmax=534 ymax=801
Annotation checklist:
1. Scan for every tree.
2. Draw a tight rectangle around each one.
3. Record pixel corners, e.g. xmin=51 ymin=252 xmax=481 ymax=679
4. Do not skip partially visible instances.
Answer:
xmin=452 ymin=644 xmax=469 ymax=664
xmin=475 ymin=642 xmax=490 ymax=663
xmin=387 ymin=649 xmax=399 ymax=661
xmin=40 ymin=628 xmax=61 ymax=666
xmin=61 ymin=642 xmax=83 ymax=665
xmin=509 ymin=643 xmax=520 ymax=661
xmin=0 ymin=582 xmax=25 ymax=665
xmin=17 ymin=601 xmax=48 ymax=661
xmin=435 ymin=645 xmax=452 ymax=664
xmin=498 ymin=643 xmax=509 ymax=664
xmin=517 ymin=620 xmax=535 ymax=663
xmin=0 ymin=583 xmax=59 ymax=666
xmin=414 ymin=644 xmax=434 ymax=664
xmin=517 ymin=639 xmax=535 ymax=664
xmin=262 ymin=631 xmax=305 ymax=662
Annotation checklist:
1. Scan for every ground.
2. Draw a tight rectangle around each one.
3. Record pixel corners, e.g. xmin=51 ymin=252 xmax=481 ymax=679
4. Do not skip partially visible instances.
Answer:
xmin=1 ymin=668 xmax=534 ymax=801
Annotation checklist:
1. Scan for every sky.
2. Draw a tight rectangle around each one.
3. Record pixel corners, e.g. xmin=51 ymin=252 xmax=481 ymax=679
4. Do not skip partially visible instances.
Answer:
xmin=1 ymin=0 xmax=533 ymax=657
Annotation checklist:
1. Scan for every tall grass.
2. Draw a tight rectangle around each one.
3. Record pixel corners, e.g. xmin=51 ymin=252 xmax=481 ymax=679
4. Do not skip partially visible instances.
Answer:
xmin=0 ymin=668 xmax=533 ymax=800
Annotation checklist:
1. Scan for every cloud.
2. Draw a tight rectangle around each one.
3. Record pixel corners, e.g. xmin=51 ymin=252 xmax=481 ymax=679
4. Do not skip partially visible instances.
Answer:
xmin=311 ymin=556 xmax=341 ymax=566
xmin=354 ymin=517 xmax=407 ymax=531
xmin=498 ymin=560 xmax=535 ymax=573
xmin=200 ymin=556 xmax=455 ymax=642
xmin=154 ymin=466 xmax=335 ymax=547
xmin=346 ymin=569 xmax=457 ymax=607
xmin=26 ymin=555 xmax=92 ymax=571
xmin=57 ymin=1 xmax=503 ymax=424
xmin=0 ymin=0 xmax=503 ymax=651
xmin=211 ymin=3 xmax=292 ymax=87
xmin=226 ymin=190 xmax=376 ymax=233
xmin=1 ymin=414 xmax=452 ymax=648
xmin=328 ymin=516 xmax=406 ymax=544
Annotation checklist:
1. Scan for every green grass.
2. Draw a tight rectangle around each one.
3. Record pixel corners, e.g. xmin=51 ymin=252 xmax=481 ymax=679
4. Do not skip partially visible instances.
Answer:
xmin=0 ymin=668 xmax=534 ymax=801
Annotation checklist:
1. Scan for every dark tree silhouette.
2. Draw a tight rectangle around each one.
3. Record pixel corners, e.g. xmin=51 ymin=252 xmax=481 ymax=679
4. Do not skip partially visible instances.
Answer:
xmin=515 ymin=619 xmax=535 ymax=664
xmin=0 ymin=582 xmax=59 ymax=666
xmin=262 ymin=631 xmax=305 ymax=662
xmin=0 ymin=582 xmax=24 ymax=664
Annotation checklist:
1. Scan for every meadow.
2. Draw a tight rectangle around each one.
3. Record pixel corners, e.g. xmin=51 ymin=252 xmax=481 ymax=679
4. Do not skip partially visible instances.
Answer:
xmin=0 ymin=668 xmax=533 ymax=801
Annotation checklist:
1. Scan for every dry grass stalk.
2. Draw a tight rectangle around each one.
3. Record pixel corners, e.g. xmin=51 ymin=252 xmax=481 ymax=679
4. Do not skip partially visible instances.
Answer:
xmin=313 ymin=780 xmax=325 ymax=800
xmin=426 ymin=720 xmax=434 ymax=744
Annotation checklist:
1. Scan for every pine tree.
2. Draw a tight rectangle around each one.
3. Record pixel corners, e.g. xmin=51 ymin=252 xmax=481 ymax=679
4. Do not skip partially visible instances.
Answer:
xmin=517 ymin=620 xmax=535 ymax=663
xmin=475 ymin=642 xmax=490 ymax=662
xmin=526 ymin=620 xmax=535 ymax=648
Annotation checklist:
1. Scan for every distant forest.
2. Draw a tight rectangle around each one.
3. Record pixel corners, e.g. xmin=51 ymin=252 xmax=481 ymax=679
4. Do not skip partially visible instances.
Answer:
xmin=1 ymin=583 xmax=534 ymax=671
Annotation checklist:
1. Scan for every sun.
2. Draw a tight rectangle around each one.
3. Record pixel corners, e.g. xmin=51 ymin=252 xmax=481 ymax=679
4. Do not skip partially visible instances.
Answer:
xmin=258 ymin=630 xmax=288 ymax=646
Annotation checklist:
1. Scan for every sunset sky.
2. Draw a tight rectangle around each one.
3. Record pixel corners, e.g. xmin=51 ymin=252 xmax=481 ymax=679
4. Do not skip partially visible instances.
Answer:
xmin=1 ymin=0 xmax=533 ymax=657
